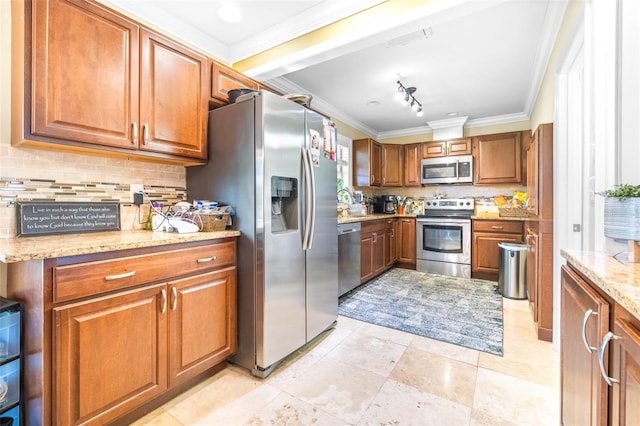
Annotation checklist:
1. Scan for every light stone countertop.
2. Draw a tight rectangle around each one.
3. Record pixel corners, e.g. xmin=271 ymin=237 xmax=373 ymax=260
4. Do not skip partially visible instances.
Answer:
xmin=0 ymin=229 xmax=241 ymax=263
xmin=562 ymin=249 xmax=640 ymax=319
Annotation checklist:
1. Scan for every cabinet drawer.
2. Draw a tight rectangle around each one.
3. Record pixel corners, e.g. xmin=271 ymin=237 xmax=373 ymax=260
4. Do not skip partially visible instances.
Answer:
xmin=54 ymin=242 xmax=236 ymax=303
xmin=472 ymin=220 xmax=523 ymax=234
xmin=361 ymin=218 xmax=394 ymax=234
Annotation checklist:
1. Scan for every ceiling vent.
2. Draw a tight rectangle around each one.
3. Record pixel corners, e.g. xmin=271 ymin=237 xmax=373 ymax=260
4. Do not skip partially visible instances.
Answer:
xmin=385 ymin=28 xmax=433 ymax=48
xmin=427 ymin=116 xmax=468 ymax=140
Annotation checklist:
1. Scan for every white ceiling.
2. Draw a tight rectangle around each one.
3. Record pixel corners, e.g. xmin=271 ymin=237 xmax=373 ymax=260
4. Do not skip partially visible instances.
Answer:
xmin=104 ymin=0 xmax=568 ymax=139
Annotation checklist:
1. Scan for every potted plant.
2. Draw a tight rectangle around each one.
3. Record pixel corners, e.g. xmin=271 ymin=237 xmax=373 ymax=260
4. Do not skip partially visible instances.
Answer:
xmin=602 ymin=184 xmax=640 ymax=240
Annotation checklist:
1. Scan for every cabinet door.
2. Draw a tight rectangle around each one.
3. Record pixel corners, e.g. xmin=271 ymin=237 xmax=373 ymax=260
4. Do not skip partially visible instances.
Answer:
xmin=381 ymin=144 xmax=403 ymax=187
xmin=527 ymin=129 xmax=540 ymax=216
xmin=385 ymin=226 xmax=395 ymax=268
xmin=397 ymin=218 xmax=416 ymax=265
xmin=139 ymin=29 xmax=208 ymax=159
xmin=611 ymin=318 xmax=640 ymax=425
xmin=360 ymin=232 xmax=374 ymax=283
xmin=471 ymin=232 xmax=522 ymax=278
xmin=473 ymin=132 xmax=522 ymax=184
xmin=526 ymin=228 xmax=539 ymax=322
xmin=372 ymin=231 xmax=386 ymax=275
xmin=371 ymin=141 xmax=382 ymax=186
xmin=560 ymin=265 xmax=610 ymax=426
xmin=403 ymin=143 xmax=421 ymax=186
xmin=422 ymin=141 xmax=448 ymax=158
xmin=32 ymin=0 xmax=139 ymax=148
xmin=352 ymin=139 xmax=381 ymax=187
xmin=53 ymin=283 xmax=167 ymax=425
xmin=448 ymin=138 xmax=472 ymax=155
xmin=168 ymin=268 xmax=237 ymax=387
xmin=211 ymin=62 xmax=260 ymax=102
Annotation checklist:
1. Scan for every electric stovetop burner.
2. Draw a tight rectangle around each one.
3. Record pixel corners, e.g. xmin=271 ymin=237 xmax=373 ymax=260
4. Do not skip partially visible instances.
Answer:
xmin=417 ymin=197 xmax=475 ymax=218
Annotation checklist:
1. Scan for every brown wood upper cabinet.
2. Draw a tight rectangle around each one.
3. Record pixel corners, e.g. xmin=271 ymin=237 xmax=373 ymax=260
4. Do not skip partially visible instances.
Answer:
xmin=472 ymin=132 xmax=524 ymax=184
xmin=16 ymin=0 xmax=209 ymax=163
xmin=422 ymin=137 xmax=472 ymax=158
xmin=403 ymin=143 xmax=421 ymax=186
xmin=353 ymin=138 xmax=382 ymax=187
xmin=381 ymin=144 xmax=403 ymax=187
xmin=211 ymin=62 xmax=260 ymax=103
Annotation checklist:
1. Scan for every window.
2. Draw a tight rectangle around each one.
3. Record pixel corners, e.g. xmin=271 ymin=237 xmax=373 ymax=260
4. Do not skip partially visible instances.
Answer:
xmin=336 ymin=134 xmax=351 ymax=191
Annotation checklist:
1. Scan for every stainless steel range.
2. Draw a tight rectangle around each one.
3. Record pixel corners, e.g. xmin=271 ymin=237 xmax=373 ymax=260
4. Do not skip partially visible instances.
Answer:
xmin=416 ymin=198 xmax=474 ymax=278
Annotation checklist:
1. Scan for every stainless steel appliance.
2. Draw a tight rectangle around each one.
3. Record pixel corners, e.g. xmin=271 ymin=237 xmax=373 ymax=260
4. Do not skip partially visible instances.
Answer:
xmin=373 ymin=195 xmax=395 ymax=214
xmin=416 ymin=198 xmax=474 ymax=277
xmin=338 ymin=222 xmax=361 ymax=296
xmin=421 ymin=155 xmax=473 ymax=185
xmin=186 ymin=91 xmax=338 ymax=377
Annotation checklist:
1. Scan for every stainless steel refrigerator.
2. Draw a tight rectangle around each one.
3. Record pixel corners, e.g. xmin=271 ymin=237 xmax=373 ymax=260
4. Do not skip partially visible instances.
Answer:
xmin=186 ymin=91 xmax=338 ymax=377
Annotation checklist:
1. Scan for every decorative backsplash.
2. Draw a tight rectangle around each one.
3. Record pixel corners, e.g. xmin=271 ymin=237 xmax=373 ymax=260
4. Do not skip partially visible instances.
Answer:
xmin=0 ymin=177 xmax=187 ymax=239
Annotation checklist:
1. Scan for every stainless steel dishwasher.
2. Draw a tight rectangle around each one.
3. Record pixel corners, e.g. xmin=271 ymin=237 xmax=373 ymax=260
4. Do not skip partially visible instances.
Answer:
xmin=338 ymin=222 xmax=361 ymax=296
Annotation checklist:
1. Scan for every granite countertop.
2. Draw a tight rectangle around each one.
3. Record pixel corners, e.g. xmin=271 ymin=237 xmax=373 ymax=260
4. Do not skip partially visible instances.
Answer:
xmin=0 ymin=229 xmax=241 ymax=263
xmin=470 ymin=215 xmax=539 ymax=221
xmin=338 ymin=213 xmax=416 ymax=224
xmin=562 ymin=249 xmax=640 ymax=319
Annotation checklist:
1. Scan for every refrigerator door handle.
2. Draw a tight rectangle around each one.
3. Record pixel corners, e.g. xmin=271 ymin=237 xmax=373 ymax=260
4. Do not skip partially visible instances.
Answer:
xmin=306 ymin=148 xmax=317 ymax=250
xmin=302 ymin=147 xmax=313 ymax=250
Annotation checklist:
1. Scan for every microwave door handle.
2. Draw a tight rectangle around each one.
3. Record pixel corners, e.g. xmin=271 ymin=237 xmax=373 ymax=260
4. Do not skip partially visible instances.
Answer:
xmin=455 ymin=159 xmax=459 ymax=180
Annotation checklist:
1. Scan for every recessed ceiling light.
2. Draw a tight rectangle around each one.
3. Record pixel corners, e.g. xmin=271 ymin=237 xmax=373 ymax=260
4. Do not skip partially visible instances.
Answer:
xmin=217 ymin=3 xmax=242 ymax=23
xmin=446 ymin=112 xmax=458 ymax=117
xmin=367 ymin=101 xmax=381 ymax=107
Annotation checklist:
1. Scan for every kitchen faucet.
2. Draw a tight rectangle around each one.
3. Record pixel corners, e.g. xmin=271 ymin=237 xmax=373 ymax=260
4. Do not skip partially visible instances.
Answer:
xmin=337 ymin=188 xmax=354 ymax=204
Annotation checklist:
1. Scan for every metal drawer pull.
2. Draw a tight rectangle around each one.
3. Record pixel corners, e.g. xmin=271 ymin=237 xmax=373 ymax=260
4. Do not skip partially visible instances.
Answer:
xmin=598 ymin=331 xmax=619 ymax=386
xmin=490 ymin=226 xmax=504 ymax=230
xmin=143 ymin=124 xmax=149 ymax=145
xmin=105 ymin=271 xmax=136 ymax=281
xmin=581 ymin=309 xmax=598 ymax=353
xmin=132 ymin=122 xmax=138 ymax=144
xmin=171 ymin=287 xmax=178 ymax=311
xmin=160 ymin=289 xmax=167 ymax=314
xmin=197 ymin=256 xmax=217 ymax=263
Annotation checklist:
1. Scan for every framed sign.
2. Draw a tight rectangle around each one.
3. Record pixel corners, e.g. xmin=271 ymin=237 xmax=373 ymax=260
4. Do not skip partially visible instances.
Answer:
xmin=16 ymin=202 xmax=121 ymax=236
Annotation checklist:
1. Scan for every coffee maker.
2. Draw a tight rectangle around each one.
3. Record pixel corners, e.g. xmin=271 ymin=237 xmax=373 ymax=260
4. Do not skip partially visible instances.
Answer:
xmin=373 ymin=195 xmax=396 ymax=214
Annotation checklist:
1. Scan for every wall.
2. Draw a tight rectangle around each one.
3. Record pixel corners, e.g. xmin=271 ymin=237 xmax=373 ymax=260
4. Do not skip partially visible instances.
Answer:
xmin=530 ymin=0 xmax=584 ymax=129
xmin=0 ymin=3 xmax=187 ymax=239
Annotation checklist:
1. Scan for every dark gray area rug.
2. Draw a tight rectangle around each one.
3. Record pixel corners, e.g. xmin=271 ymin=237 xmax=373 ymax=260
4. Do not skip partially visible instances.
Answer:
xmin=338 ymin=268 xmax=504 ymax=356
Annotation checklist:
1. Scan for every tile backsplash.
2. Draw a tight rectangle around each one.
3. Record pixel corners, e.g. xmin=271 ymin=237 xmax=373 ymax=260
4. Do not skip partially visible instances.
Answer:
xmin=0 ymin=144 xmax=187 ymax=238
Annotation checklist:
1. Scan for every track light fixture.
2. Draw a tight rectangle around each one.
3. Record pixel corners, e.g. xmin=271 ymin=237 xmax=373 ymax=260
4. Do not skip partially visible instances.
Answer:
xmin=395 ymin=80 xmax=424 ymax=117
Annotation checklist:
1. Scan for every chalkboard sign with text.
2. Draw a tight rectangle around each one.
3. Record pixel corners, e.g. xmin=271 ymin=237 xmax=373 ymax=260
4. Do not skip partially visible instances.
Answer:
xmin=17 ymin=202 xmax=121 ymax=236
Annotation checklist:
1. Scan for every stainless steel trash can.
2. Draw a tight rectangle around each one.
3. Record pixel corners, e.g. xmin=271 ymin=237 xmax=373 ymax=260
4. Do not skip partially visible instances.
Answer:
xmin=498 ymin=242 xmax=528 ymax=299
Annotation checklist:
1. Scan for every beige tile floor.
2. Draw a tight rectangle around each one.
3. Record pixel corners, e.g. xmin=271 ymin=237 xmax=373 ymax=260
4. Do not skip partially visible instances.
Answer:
xmin=133 ymin=298 xmax=559 ymax=425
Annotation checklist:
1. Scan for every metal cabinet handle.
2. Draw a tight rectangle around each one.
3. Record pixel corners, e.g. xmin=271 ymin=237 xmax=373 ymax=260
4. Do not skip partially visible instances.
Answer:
xmin=373 ymin=232 xmax=377 ymax=243
xmin=197 ymin=256 xmax=217 ymax=263
xmin=598 ymin=331 xmax=619 ymax=386
xmin=143 ymin=124 xmax=149 ymax=145
xmin=105 ymin=271 xmax=136 ymax=281
xmin=581 ymin=309 xmax=598 ymax=353
xmin=171 ymin=287 xmax=177 ymax=311
xmin=491 ymin=226 xmax=504 ymax=230
xmin=525 ymin=234 xmax=532 ymax=245
xmin=132 ymin=122 xmax=138 ymax=144
xmin=160 ymin=288 xmax=167 ymax=314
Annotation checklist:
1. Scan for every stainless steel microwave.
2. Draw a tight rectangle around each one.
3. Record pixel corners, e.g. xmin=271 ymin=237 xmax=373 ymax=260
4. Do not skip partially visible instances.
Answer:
xmin=420 ymin=155 xmax=473 ymax=185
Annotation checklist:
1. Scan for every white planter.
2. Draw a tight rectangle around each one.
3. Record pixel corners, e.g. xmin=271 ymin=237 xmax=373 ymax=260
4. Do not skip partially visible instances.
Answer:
xmin=604 ymin=197 xmax=640 ymax=240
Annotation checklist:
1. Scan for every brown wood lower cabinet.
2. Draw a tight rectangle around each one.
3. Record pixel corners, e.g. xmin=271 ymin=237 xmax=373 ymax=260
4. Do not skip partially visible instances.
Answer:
xmin=360 ymin=219 xmax=390 ymax=283
xmin=396 ymin=217 xmax=416 ymax=269
xmin=561 ymin=262 xmax=640 ymax=425
xmin=360 ymin=217 xmax=416 ymax=283
xmin=7 ymin=238 xmax=237 ymax=425
xmin=471 ymin=219 xmax=523 ymax=281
